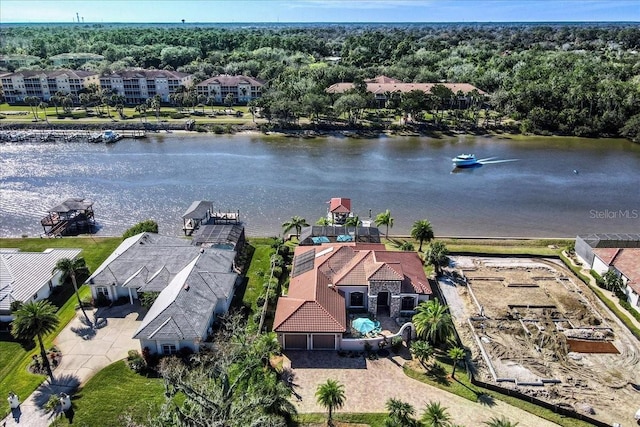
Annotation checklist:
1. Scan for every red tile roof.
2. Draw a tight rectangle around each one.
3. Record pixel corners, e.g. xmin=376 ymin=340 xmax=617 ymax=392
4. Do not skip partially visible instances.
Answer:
xmin=273 ymin=243 xmax=432 ymax=333
xmin=327 ymin=75 xmax=486 ymax=96
xmin=610 ymin=249 xmax=640 ymax=294
xmin=329 ymin=198 xmax=351 ymax=213
xmin=593 ymin=248 xmax=620 ymax=265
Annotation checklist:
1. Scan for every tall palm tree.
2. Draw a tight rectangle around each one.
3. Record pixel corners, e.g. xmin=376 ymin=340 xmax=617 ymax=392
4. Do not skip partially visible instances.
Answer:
xmin=424 ymin=241 xmax=449 ymax=276
xmin=411 ymin=219 xmax=434 ymax=252
xmin=38 ymin=101 xmax=49 ymax=123
xmin=282 ymin=216 xmax=309 ymax=239
xmin=421 ymin=401 xmax=452 ymax=427
xmin=447 ymin=346 xmax=465 ymax=379
xmin=375 ymin=209 xmax=394 ymax=239
xmin=385 ymin=398 xmax=416 ymax=427
xmin=344 ymin=215 xmax=360 ymax=227
xmin=410 ymin=340 xmax=433 ymax=368
xmin=484 ymin=416 xmax=519 ymax=427
xmin=412 ymin=300 xmax=454 ymax=345
xmin=315 ymin=379 xmax=345 ymax=426
xmin=53 ymin=257 xmax=91 ymax=325
xmin=11 ymin=300 xmax=59 ymax=380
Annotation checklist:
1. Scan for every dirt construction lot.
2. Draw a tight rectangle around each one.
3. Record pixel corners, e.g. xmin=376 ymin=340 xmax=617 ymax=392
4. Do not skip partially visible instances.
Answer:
xmin=446 ymin=256 xmax=640 ymax=427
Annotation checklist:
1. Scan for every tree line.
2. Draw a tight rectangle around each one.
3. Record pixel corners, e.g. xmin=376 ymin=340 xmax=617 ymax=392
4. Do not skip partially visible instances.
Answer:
xmin=1 ymin=23 xmax=639 ymax=139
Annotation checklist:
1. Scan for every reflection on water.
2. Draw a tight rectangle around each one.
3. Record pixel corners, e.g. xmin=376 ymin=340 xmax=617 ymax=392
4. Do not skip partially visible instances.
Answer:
xmin=1 ymin=134 xmax=639 ymax=238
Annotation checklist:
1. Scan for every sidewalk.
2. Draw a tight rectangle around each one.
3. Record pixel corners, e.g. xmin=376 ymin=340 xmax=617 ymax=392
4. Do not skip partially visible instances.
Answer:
xmin=2 ymin=304 xmax=144 ymax=427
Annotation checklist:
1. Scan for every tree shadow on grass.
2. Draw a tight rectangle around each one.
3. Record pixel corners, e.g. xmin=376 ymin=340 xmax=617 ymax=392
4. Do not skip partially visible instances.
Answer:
xmin=476 ymin=392 xmax=496 ymax=407
xmin=426 ymin=362 xmax=449 ymax=385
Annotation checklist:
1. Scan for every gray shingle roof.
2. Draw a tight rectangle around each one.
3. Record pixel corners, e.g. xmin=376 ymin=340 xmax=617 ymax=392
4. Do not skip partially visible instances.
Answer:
xmin=133 ymin=250 xmax=237 ymax=341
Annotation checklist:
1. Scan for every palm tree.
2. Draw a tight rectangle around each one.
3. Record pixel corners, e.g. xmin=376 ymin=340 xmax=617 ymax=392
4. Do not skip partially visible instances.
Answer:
xmin=38 ymin=102 xmax=49 ymax=124
xmin=484 ymin=416 xmax=519 ymax=427
xmin=411 ymin=219 xmax=434 ymax=252
xmin=53 ymin=257 xmax=91 ymax=326
xmin=424 ymin=241 xmax=449 ymax=276
xmin=385 ymin=398 xmax=416 ymax=427
xmin=344 ymin=215 xmax=360 ymax=227
xmin=282 ymin=216 xmax=309 ymax=239
xmin=375 ymin=209 xmax=394 ymax=239
xmin=412 ymin=300 xmax=454 ymax=345
xmin=11 ymin=300 xmax=59 ymax=380
xmin=447 ymin=346 xmax=465 ymax=379
xmin=25 ymin=96 xmax=40 ymax=121
xmin=421 ymin=401 xmax=451 ymax=427
xmin=316 ymin=216 xmax=331 ymax=226
xmin=410 ymin=340 xmax=433 ymax=368
xmin=315 ymin=379 xmax=345 ymax=426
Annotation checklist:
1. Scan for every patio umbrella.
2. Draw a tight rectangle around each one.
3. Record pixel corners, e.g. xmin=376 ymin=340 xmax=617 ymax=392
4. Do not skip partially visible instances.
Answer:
xmin=352 ymin=318 xmax=376 ymax=334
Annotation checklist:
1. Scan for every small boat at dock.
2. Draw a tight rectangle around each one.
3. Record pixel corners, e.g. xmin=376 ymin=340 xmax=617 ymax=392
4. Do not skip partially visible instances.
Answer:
xmin=102 ymin=130 xmax=121 ymax=143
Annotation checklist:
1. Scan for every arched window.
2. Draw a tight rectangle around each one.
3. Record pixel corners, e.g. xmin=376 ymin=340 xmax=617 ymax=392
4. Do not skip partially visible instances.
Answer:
xmin=350 ymin=291 xmax=364 ymax=307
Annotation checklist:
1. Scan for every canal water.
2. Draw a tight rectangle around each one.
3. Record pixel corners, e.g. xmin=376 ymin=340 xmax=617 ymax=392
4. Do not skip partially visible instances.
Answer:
xmin=1 ymin=133 xmax=639 ymax=238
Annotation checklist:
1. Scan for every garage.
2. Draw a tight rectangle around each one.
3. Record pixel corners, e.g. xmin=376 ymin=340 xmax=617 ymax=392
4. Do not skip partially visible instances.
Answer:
xmin=312 ymin=334 xmax=336 ymax=350
xmin=284 ymin=334 xmax=308 ymax=350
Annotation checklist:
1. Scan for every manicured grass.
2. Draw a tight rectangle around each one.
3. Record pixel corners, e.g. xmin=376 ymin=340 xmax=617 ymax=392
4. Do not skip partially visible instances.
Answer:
xmin=296 ymin=413 xmax=386 ymax=426
xmin=384 ymin=237 xmax=570 ymax=257
xmin=50 ymin=361 xmax=165 ymax=427
xmin=0 ymin=237 xmax=122 ymax=417
xmin=242 ymin=238 xmax=278 ymax=324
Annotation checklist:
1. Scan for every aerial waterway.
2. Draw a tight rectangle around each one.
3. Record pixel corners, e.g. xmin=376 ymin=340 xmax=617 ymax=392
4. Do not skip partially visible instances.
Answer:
xmin=1 ymin=133 xmax=638 ymax=238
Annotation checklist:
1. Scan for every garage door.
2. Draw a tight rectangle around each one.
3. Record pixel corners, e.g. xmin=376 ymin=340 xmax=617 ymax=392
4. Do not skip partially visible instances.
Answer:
xmin=284 ymin=334 xmax=307 ymax=350
xmin=312 ymin=334 xmax=335 ymax=350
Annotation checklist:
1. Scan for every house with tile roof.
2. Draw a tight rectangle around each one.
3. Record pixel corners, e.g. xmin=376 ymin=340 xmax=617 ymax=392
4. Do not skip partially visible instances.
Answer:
xmin=0 ymin=248 xmax=82 ymax=321
xmin=591 ymin=247 xmax=640 ymax=309
xmin=326 ymin=75 xmax=486 ymax=108
xmin=87 ymin=232 xmax=240 ymax=354
xmin=273 ymin=243 xmax=432 ymax=350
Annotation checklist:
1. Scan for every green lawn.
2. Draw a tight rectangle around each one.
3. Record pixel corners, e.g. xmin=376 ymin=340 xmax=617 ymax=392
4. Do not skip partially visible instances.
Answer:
xmin=50 ymin=361 xmax=165 ymax=427
xmin=241 ymin=238 xmax=278 ymax=326
xmin=0 ymin=237 xmax=122 ymax=417
xmin=384 ymin=237 xmax=570 ymax=257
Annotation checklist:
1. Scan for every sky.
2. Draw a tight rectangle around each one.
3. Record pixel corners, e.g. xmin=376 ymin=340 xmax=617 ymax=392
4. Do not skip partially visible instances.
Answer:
xmin=1 ymin=0 xmax=638 ymax=23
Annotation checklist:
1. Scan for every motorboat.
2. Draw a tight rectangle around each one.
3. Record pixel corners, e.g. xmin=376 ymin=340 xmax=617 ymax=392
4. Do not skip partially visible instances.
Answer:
xmin=102 ymin=130 xmax=120 ymax=143
xmin=452 ymin=153 xmax=478 ymax=168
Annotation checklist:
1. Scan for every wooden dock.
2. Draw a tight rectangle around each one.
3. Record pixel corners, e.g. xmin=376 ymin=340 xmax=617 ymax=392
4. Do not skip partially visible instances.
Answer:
xmin=0 ymin=129 xmax=147 ymax=143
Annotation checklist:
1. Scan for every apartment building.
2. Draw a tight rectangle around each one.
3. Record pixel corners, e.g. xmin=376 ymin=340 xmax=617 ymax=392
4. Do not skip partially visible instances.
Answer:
xmin=100 ymin=69 xmax=193 ymax=104
xmin=0 ymin=70 xmax=100 ymax=104
xmin=196 ymin=75 xmax=263 ymax=104
xmin=0 ymin=54 xmax=41 ymax=69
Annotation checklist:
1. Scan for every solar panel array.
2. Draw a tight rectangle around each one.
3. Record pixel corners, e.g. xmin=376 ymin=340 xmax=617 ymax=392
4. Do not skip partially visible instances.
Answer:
xmin=292 ymin=248 xmax=316 ymax=278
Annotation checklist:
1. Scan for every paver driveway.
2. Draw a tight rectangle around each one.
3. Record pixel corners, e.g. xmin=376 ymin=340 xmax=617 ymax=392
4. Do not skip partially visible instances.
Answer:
xmin=285 ymin=350 xmax=560 ymax=427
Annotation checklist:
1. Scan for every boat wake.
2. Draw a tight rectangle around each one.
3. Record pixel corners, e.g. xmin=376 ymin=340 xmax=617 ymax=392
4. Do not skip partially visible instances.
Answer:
xmin=479 ymin=158 xmax=519 ymax=165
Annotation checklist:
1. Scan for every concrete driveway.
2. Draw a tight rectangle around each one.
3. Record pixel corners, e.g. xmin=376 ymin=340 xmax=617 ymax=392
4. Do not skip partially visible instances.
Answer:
xmin=2 ymin=303 xmax=146 ymax=427
xmin=285 ymin=349 xmax=560 ymax=427
xmin=53 ymin=303 xmax=146 ymax=383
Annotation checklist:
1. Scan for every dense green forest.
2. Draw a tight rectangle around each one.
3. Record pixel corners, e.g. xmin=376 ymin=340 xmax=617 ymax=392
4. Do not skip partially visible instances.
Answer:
xmin=1 ymin=23 xmax=640 ymax=139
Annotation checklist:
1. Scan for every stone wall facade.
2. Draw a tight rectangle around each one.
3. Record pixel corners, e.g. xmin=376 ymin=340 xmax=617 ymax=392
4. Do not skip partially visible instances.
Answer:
xmin=368 ymin=280 xmax=401 ymax=318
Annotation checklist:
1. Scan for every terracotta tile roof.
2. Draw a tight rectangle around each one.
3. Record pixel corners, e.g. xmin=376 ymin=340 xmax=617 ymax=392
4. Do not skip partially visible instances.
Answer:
xmin=197 ymin=74 xmax=264 ymax=87
xmin=327 ymin=75 xmax=485 ymax=96
xmin=610 ymin=248 xmax=640 ymax=294
xmin=274 ymin=244 xmax=432 ymax=334
xmin=593 ymin=248 xmax=620 ymax=265
xmin=329 ymin=197 xmax=351 ymax=213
